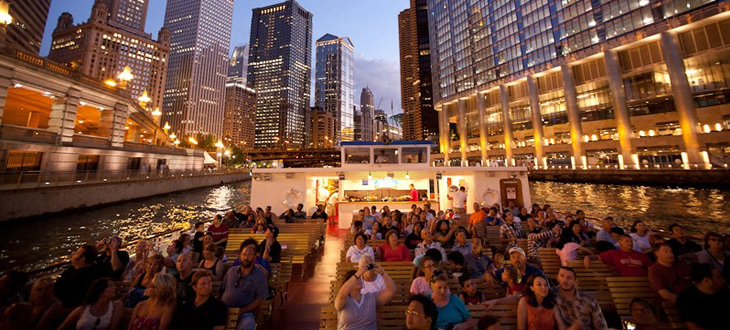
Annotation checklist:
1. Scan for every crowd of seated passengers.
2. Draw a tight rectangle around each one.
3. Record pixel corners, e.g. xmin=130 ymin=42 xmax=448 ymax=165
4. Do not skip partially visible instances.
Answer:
xmin=343 ymin=202 xmax=730 ymax=330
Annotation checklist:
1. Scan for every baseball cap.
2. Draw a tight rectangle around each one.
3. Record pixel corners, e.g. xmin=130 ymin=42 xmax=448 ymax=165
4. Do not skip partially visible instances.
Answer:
xmin=453 ymin=214 xmax=461 ymax=219
xmin=267 ymin=225 xmax=279 ymax=238
xmin=508 ymin=247 xmax=526 ymax=257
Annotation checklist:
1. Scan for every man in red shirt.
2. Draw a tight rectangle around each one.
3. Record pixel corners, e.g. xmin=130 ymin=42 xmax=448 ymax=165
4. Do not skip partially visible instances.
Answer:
xmin=409 ymin=184 xmax=419 ymax=202
xmin=649 ymin=242 xmax=691 ymax=303
xmin=207 ymin=214 xmax=229 ymax=249
xmin=586 ymin=234 xmax=651 ymax=277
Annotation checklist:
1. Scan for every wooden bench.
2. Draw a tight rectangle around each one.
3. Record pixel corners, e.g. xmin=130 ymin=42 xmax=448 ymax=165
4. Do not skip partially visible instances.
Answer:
xmin=606 ymin=277 xmax=683 ymax=329
xmin=564 ymin=260 xmax=619 ymax=311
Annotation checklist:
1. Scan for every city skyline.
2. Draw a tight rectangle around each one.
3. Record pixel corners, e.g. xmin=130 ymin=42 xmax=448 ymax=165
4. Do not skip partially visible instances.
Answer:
xmin=39 ymin=0 xmax=406 ymax=113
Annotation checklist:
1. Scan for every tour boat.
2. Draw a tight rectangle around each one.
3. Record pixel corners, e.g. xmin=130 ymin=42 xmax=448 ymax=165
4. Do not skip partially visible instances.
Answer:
xmin=251 ymin=141 xmax=531 ymax=229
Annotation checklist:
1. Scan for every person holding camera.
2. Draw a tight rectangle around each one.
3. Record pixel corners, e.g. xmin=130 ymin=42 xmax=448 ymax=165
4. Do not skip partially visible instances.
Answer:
xmin=96 ymin=236 xmax=129 ymax=280
xmin=335 ymin=259 xmax=397 ymax=329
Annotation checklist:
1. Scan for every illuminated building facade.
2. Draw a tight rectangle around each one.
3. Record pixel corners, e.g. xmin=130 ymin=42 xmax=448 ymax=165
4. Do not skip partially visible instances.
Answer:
xmin=5 ymin=0 xmax=52 ymax=54
xmin=355 ymin=87 xmax=375 ymax=141
xmin=428 ymin=0 xmax=730 ymax=169
xmin=309 ymin=107 xmax=336 ymax=149
xmin=228 ymin=45 xmax=250 ymax=86
xmin=399 ymin=0 xmax=439 ymax=142
xmin=161 ymin=0 xmax=234 ymax=138
xmin=248 ymin=0 xmax=313 ymax=149
xmin=48 ymin=0 xmax=169 ymax=114
xmin=98 ymin=0 xmax=149 ymax=33
xmin=223 ymin=82 xmax=256 ymax=149
xmin=315 ymin=33 xmax=355 ymax=142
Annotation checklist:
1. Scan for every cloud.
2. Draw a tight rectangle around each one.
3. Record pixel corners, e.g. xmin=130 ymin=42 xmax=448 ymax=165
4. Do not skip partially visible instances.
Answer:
xmin=354 ymin=55 xmax=402 ymax=114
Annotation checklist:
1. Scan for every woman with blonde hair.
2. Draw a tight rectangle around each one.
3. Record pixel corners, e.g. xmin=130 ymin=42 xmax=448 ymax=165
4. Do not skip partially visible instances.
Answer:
xmin=128 ymin=273 xmax=176 ymax=330
xmin=124 ymin=254 xmax=164 ymax=308
xmin=27 ymin=276 xmax=64 ymax=330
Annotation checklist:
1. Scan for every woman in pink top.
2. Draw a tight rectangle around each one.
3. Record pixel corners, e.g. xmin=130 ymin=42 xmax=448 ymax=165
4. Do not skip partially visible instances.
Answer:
xmin=410 ymin=257 xmax=437 ymax=295
xmin=379 ymin=230 xmax=412 ymax=262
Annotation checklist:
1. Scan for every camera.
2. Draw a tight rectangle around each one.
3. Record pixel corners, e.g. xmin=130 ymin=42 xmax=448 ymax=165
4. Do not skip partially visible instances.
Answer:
xmin=366 ymin=263 xmax=375 ymax=270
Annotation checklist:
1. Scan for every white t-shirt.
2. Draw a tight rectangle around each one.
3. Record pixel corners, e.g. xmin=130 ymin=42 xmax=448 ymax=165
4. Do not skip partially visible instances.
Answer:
xmin=346 ymin=245 xmax=375 ymax=263
xmin=557 ymin=242 xmax=581 ymax=266
xmin=361 ymin=274 xmax=385 ymax=294
xmin=449 ymin=190 xmax=467 ymax=209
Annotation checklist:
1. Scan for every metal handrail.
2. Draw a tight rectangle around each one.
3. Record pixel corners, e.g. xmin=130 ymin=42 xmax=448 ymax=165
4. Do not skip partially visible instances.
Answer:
xmin=0 ymin=168 xmax=251 ymax=191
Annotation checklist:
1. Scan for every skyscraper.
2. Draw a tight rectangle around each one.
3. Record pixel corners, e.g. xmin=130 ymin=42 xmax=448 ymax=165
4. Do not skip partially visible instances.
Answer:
xmin=162 ymin=0 xmax=234 ymax=138
xmin=223 ymin=83 xmax=256 ymax=149
xmin=248 ymin=0 xmax=313 ymax=149
xmin=427 ymin=0 xmax=730 ymax=169
xmin=228 ymin=44 xmax=249 ymax=85
xmin=223 ymin=43 xmax=255 ymax=149
xmin=98 ymin=0 xmax=149 ymax=33
xmin=398 ymin=0 xmax=438 ymax=142
xmin=5 ymin=0 xmax=52 ymax=54
xmin=309 ymin=106 xmax=336 ymax=149
xmin=48 ymin=0 xmax=169 ymax=112
xmin=356 ymin=87 xmax=375 ymax=141
xmin=315 ymin=33 xmax=355 ymax=142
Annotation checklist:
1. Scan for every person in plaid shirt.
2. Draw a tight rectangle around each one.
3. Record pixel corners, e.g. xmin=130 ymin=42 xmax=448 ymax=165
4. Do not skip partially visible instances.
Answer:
xmin=499 ymin=211 xmax=525 ymax=249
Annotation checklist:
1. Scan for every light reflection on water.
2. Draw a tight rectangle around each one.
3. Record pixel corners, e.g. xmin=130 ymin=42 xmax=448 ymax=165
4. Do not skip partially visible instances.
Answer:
xmin=1 ymin=180 xmax=728 ymax=274
xmin=529 ymin=181 xmax=730 ymax=236
xmin=0 ymin=181 xmax=251 ymax=274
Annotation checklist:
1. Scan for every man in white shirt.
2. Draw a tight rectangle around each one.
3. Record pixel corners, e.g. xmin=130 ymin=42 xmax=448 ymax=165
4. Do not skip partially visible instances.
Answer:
xmin=448 ymin=186 xmax=467 ymax=215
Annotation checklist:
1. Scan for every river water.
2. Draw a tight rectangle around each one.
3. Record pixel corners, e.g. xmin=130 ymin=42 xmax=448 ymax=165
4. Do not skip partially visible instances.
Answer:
xmin=1 ymin=180 xmax=728 ymax=274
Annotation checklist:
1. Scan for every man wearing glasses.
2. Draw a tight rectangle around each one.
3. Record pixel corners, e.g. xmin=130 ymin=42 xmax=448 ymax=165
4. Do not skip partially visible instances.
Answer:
xmin=219 ymin=245 xmax=268 ymax=330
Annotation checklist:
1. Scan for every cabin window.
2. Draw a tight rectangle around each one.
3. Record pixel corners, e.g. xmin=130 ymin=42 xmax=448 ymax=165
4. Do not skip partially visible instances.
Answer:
xmin=345 ymin=148 xmax=370 ymax=164
xmin=401 ymin=148 xmax=426 ymax=163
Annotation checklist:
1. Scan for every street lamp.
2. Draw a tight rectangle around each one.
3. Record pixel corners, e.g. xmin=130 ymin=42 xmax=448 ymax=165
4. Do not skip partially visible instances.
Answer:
xmin=138 ymin=90 xmax=151 ymax=108
xmin=0 ymin=1 xmax=12 ymax=46
xmin=117 ymin=66 xmax=134 ymax=89
xmin=215 ymin=141 xmax=225 ymax=169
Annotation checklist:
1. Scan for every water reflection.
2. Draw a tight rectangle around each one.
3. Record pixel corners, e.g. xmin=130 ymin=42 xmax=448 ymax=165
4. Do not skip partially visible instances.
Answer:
xmin=1 ymin=179 xmax=727 ymax=274
xmin=529 ymin=181 xmax=730 ymax=236
xmin=0 ymin=181 xmax=251 ymax=274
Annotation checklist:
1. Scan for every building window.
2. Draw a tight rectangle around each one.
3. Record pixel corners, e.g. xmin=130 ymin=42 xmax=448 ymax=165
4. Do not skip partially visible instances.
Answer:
xmin=4 ymin=152 xmax=42 ymax=172
xmin=77 ymin=155 xmax=100 ymax=172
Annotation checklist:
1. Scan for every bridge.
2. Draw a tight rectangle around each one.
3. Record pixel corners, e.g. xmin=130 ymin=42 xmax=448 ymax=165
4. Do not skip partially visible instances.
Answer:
xmin=244 ymin=148 xmax=340 ymax=167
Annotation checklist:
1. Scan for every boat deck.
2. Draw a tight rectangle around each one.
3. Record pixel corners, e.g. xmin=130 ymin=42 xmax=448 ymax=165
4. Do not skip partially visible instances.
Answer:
xmin=270 ymin=224 xmax=345 ymax=329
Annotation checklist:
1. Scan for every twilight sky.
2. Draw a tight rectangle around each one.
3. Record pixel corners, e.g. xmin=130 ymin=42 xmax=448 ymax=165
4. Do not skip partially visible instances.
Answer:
xmin=40 ymin=0 xmax=406 ymax=113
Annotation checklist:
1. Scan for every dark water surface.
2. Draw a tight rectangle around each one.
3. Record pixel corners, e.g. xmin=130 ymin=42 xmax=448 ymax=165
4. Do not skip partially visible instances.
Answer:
xmin=0 ymin=182 xmax=251 ymax=274
xmin=1 ymin=180 xmax=728 ymax=274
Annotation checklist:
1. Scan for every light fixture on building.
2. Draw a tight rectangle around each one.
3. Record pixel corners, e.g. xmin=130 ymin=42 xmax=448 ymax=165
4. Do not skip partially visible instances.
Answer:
xmin=0 ymin=1 xmax=12 ymax=26
xmin=188 ymin=137 xmax=198 ymax=145
xmin=117 ymin=66 xmax=134 ymax=88
xmin=151 ymin=108 xmax=162 ymax=116
xmin=405 ymin=172 xmax=411 ymax=179
xmin=104 ymin=79 xmax=117 ymax=88
xmin=163 ymin=122 xmax=171 ymax=131
xmin=170 ymin=133 xmax=177 ymax=139
xmin=138 ymin=90 xmax=151 ymax=107
xmin=368 ymin=172 xmax=373 ymax=180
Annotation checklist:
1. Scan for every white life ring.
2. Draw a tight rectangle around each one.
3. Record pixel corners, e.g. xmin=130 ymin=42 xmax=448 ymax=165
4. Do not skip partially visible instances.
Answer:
xmin=282 ymin=188 xmax=303 ymax=208
xmin=481 ymin=188 xmax=498 ymax=206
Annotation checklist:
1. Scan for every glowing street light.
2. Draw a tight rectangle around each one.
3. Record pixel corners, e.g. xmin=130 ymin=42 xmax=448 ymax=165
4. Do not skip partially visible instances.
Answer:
xmin=138 ymin=90 xmax=151 ymax=107
xmin=117 ymin=66 xmax=134 ymax=88
xmin=188 ymin=137 xmax=198 ymax=146
xmin=169 ymin=133 xmax=177 ymax=140
xmin=0 ymin=1 xmax=13 ymax=26
xmin=104 ymin=79 xmax=117 ymax=88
